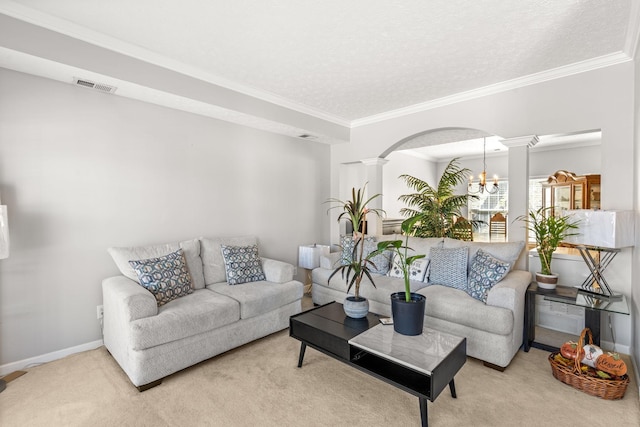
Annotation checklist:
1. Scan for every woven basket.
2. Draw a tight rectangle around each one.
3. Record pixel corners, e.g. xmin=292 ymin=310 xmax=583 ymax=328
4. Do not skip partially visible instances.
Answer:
xmin=548 ymin=328 xmax=629 ymax=400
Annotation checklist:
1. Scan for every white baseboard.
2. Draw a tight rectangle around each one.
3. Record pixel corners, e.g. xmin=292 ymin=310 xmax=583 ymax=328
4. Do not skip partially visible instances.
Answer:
xmin=0 ymin=339 xmax=104 ymax=376
xmin=600 ymin=339 xmax=630 ymax=355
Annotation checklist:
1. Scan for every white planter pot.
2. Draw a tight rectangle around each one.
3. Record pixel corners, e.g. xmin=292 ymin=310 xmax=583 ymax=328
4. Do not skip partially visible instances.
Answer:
xmin=536 ymin=272 xmax=558 ymax=289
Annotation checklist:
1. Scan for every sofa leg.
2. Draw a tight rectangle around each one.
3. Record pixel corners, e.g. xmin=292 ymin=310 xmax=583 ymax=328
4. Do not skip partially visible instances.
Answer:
xmin=137 ymin=379 xmax=162 ymax=392
xmin=483 ymin=361 xmax=506 ymax=372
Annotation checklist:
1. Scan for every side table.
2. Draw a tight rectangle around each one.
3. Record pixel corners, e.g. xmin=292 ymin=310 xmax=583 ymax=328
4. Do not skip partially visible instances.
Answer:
xmin=524 ymin=282 xmax=629 ymax=352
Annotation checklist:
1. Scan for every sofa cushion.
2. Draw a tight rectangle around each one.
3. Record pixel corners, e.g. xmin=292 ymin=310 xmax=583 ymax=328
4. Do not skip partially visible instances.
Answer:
xmin=403 ymin=237 xmax=444 ymax=258
xmin=443 ymin=238 xmax=525 ymax=271
xmin=129 ymin=289 xmax=240 ymax=350
xmin=108 ymin=239 xmax=205 ymax=289
xmin=359 ymin=274 xmax=429 ymax=303
xmin=200 ymin=236 xmax=258 ymax=285
xmin=207 ymin=280 xmax=303 ymax=319
xmin=388 ymin=255 xmax=429 ymax=282
xmin=427 ymin=246 xmax=468 ymax=290
xmin=467 ymin=249 xmax=511 ymax=302
xmin=418 ymin=284 xmax=514 ymax=335
xmin=220 ymin=244 xmax=266 ymax=285
xmin=128 ymin=249 xmax=194 ymax=306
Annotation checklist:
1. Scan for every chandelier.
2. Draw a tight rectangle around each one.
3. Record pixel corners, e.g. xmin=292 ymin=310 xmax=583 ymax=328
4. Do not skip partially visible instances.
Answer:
xmin=468 ymin=137 xmax=499 ymax=194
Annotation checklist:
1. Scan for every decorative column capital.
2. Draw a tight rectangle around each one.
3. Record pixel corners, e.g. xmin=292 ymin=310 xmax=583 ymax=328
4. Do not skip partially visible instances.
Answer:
xmin=500 ymin=135 xmax=539 ymax=148
xmin=361 ymin=157 xmax=389 ymax=167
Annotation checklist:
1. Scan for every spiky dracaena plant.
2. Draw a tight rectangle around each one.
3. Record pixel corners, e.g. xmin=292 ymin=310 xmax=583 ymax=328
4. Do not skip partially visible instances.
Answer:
xmin=516 ymin=207 xmax=580 ymax=275
xmin=398 ymin=158 xmax=479 ymax=238
xmin=326 ymin=184 xmax=385 ymax=299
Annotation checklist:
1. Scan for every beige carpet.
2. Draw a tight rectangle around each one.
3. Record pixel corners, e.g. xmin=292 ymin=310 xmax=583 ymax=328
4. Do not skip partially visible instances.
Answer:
xmin=1 ymin=330 xmax=639 ymax=427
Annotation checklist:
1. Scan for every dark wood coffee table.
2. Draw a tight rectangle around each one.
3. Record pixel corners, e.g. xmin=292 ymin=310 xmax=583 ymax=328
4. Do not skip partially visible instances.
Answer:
xmin=289 ymin=302 xmax=466 ymax=427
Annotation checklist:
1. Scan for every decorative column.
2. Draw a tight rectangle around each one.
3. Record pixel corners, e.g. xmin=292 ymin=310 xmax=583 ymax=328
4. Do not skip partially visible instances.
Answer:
xmin=500 ymin=135 xmax=538 ymax=270
xmin=361 ymin=157 xmax=388 ymax=236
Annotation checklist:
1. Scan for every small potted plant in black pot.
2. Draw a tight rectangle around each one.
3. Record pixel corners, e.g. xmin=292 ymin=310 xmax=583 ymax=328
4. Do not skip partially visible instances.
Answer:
xmin=374 ymin=216 xmax=426 ymax=335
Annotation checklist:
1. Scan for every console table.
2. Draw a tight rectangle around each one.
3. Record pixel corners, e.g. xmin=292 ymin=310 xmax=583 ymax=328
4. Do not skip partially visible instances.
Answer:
xmin=524 ymin=282 xmax=629 ymax=352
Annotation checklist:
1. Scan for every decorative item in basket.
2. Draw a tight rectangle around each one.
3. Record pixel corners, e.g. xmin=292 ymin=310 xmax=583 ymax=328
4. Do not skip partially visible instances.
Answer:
xmin=549 ymin=328 xmax=629 ymax=400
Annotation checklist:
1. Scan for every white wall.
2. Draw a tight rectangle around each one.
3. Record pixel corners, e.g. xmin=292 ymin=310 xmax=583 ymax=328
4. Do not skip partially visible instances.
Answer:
xmin=382 ymin=151 xmax=436 ymax=218
xmin=333 ymin=62 xmax=636 ymax=354
xmin=633 ymin=41 xmax=640 ymax=386
xmin=0 ymin=68 xmax=331 ymax=369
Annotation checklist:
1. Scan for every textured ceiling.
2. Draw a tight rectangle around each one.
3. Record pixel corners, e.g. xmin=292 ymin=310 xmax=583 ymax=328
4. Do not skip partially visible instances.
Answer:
xmin=5 ymin=0 xmax=635 ymax=124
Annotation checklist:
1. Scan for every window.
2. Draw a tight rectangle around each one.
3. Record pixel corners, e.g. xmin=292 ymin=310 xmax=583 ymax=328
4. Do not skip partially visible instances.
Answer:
xmin=468 ymin=181 xmax=508 ymax=241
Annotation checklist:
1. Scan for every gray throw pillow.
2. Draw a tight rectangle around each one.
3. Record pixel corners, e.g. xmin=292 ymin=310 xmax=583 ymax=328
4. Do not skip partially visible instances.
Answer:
xmin=128 ymin=248 xmax=194 ymax=306
xmin=220 ymin=244 xmax=266 ymax=285
xmin=363 ymin=240 xmax=392 ymax=275
xmin=428 ymin=246 xmax=468 ymax=291
xmin=467 ymin=249 xmax=510 ymax=303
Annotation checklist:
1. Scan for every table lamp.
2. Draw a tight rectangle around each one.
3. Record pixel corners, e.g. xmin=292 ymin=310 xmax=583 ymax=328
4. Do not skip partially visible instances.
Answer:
xmin=0 ymin=200 xmax=8 ymax=392
xmin=0 ymin=202 xmax=8 ymax=260
xmin=298 ymin=244 xmax=329 ymax=294
xmin=562 ymin=210 xmax=634 ymax=299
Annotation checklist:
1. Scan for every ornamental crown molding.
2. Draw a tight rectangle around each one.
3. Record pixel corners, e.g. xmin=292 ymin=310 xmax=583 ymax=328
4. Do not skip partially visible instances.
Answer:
xmin=500 ymin=135 xmax=539 ymax=148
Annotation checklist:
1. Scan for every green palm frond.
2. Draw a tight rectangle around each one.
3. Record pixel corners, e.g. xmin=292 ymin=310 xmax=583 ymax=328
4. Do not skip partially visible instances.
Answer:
xmin=398 ymin=158 xmax=473 ymax=238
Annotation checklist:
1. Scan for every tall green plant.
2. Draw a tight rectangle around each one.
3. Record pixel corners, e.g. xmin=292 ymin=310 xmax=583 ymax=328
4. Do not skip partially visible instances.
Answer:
xmin=398 ymin=158 xmax=478 ymax=238
xmin=326 ymin=184 xmax=385 ymax=299
xmin=516 ymin=207 xmax=580 ymax=275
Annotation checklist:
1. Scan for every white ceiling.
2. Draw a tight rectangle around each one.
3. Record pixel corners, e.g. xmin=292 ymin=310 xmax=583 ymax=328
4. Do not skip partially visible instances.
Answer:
xmin=0 ymin=0 xmax=638 ymax=147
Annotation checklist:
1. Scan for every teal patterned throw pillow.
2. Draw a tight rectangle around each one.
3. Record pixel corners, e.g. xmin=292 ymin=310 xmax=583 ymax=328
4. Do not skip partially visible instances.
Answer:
xmin=467 ymin=249 xmax=510 ymax=302
xmin=221 ymin=244 xmax=266 ymax=285
xmin=339 ymin=235 xmax=375 ymax=265
xmin=129 ymin=248 xmax=193 ymax=306
xmin=428 ymin=247 xmax=468 ymax=290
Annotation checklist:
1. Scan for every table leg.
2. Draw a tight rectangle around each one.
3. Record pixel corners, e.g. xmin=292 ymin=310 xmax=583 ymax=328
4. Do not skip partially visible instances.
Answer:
xmin=449 ymin=379 xmax=457 ymax=398
xmin=419 ymin=397 xmax=428 ymax=427
xmin=523 ymin=287 xmax=535 ymax=352
xmin=584 ymin=309 xmax=601 ymax=346
xmin=297 ymin=342 xmax=307 ymax=368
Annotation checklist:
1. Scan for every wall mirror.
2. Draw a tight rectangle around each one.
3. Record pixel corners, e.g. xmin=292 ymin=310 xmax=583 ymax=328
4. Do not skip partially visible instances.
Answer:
xmin=379 ymin=128 xmax=601 ymax=242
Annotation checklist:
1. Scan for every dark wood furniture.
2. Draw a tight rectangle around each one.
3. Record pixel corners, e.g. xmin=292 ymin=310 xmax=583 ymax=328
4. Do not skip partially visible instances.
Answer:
xmin=451 ymin=217 xmax=473 ymax=241
xmin=290 ymin=302 xmax=466 ymax=427
xmin=489 ymin=212 xmax=507 ymax=242
xmin=524 ymin=282 xmax=629 ymax=352
xmin=543 ymin=170 xmax=601 ymax=215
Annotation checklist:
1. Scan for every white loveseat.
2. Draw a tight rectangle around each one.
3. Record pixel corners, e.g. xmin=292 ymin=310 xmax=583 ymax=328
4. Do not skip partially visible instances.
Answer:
xmin=102 ymin=236 xmax=303 ymax=390
xmin=312 ymin=236 xmax=532 ymax=369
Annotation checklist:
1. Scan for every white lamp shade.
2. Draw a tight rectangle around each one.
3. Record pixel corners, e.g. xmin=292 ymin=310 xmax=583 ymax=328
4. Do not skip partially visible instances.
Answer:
xmin=563 ymin=210 xmax=635 ymax=248
xmin=298 ymin=244 xmax=330 ymax=269
xmin=0 ymin=205 xmax=9 ymax=259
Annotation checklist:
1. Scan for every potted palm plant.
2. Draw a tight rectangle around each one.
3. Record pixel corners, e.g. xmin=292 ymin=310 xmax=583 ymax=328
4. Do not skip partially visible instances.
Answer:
xmin=398 ymin=158 xmax=480 ymax=238
xmin=326 ymin=184 xmax=385 ymax=318
xmin=516 ymin=206 xmax=580 ymax=289
xmin=374 ymin=215 xmax=426 ymax=335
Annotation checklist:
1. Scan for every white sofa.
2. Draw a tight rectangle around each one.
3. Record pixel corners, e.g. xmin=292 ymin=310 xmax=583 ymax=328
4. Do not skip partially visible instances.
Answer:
xmin=312 ymin=236 xmax=532 ymax=369
xmin=102 ymin=236 xmax=303 ymax=390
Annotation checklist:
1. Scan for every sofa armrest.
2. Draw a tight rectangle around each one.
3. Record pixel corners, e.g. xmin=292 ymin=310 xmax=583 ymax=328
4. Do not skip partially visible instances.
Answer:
xmin=102 ymin=275 xmax=158 ymax=322
xmin=485 ymin=270 xmax=532 ymax=312
xmin=261 ymin=257 xmax=295 ymax=283
xmin=320 ymin=252 xmax=341 ymax=269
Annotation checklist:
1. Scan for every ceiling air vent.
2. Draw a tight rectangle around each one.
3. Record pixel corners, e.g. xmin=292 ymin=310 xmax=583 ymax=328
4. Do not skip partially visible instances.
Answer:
xmin=73 ymin=77 xmax=117 ymax=94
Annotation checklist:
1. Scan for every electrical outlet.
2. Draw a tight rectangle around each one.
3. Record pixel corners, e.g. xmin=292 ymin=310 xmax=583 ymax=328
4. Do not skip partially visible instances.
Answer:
xmin=97 ymin=305 xmax=104 ymax=320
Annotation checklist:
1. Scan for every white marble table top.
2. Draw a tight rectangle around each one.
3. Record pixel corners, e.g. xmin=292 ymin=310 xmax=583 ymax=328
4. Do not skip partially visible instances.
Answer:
xmin=348 ymin=325 xmax=465 ymax=375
